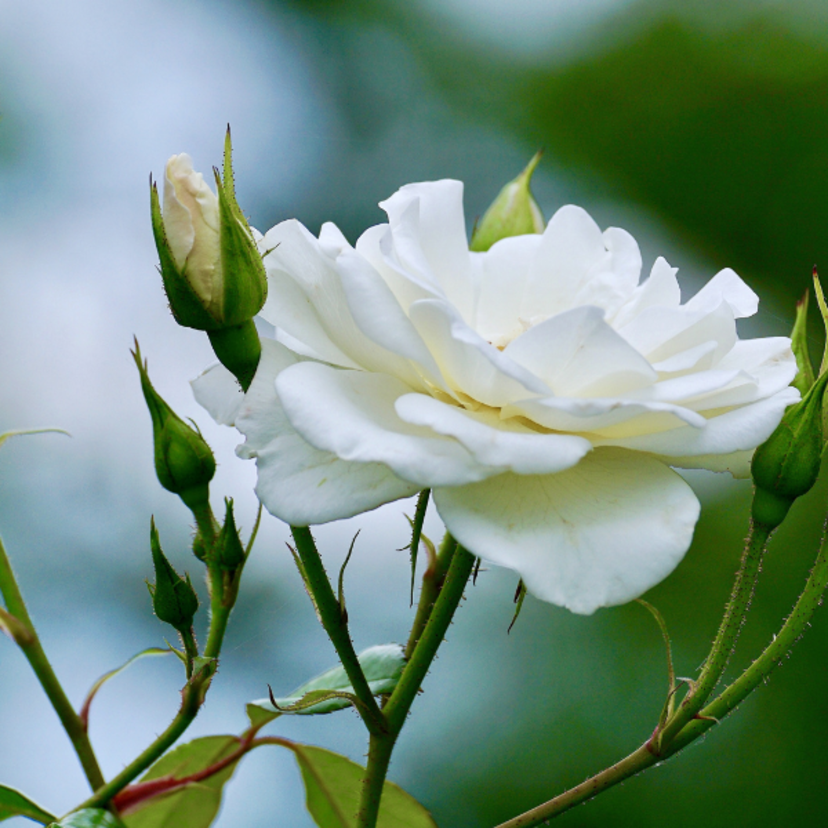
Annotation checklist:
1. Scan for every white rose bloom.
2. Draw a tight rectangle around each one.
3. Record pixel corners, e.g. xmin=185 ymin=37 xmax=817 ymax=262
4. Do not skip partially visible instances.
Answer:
xmin=193 ymin=180 xmax=798 ymax=614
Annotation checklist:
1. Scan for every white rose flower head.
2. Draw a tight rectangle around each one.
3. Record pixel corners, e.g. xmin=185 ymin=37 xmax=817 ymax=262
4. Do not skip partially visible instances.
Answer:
xmin=193 ymin=180 xmax=798 ymax=615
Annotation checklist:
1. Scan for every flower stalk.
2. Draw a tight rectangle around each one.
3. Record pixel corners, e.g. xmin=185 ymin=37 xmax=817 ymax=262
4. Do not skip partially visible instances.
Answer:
xmin=289 ymin=526 xmax=387 ymax=737
xmin=0 ymin=533 xmax=106 ymax=791
xmin=494 ymin=509 xmax=828 ymax=827
xmin=357 ymin=541 xmax=476 ymax=828
xmin=659 ymin=519 xmax=772 ymax=743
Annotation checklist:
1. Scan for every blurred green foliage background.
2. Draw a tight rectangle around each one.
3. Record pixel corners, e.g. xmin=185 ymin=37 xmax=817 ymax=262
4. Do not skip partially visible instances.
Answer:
xmin=5 ymin=0 xmax=828 ymax=826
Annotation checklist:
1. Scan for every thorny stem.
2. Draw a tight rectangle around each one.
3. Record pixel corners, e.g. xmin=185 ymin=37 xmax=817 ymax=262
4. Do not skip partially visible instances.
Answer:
xmin=180 ymin=626 xmax=199 ymax=679
xmin=70 ymin=501 xmax=251 ymax=812
xmin=493 ymin=515 xmax=828 ymax=827
xmin=357 ymin=542 xmax=476 ymax=828
xmin=660 ymin=519 xmax=772 ymax=744
xmin=668 ymin=515 xmax=828 ymax=753
xmin=290 ymin=526 xmax=386 ymax=736
xmin=404 ymin=532 xmax=457 ymax=660
xmin=0 ymin=533 xmax=106 ymax=791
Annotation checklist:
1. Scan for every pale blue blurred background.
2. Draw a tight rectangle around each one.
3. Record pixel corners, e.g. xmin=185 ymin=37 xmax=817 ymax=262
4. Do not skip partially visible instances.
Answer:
xmin=3 ymin=1 xmax=828 ymax=826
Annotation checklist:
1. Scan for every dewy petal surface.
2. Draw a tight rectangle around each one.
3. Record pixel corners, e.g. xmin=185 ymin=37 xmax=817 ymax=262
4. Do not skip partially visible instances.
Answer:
xmin=433 ymin=448 xmax=700 ymax=615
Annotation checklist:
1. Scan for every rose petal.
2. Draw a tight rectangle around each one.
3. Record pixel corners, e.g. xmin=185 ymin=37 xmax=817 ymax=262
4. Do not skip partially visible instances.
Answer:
xmin=261 ymin=220 xmax=429 ymax=387
xmin=503 ymin=306 xmax=657 ymax=397
xmin=379 ymin=180 xmax=474 ymax=319
xmin=334 ymin=247 xmax=446 ymax=392
xmin=232 ymin=340 xmax=418 ymax=525
xmin=521 ymin=206 xmax=640 ymax=321
xmin=275 ymin=361 xmax=493 ymax=487
xmin=611 ymin=256 xmax=681 ymax=328
xmin=471 ymin=234 xmax=543 ymax=347
xmin=504 ymin=395 xmax=706 ymax=436
xmin=593 ymin=386 xmax=800 ymax=456
xmin=395 ymin=393 xmax=592 ymax=475
xmin=433 ymin=448 xmax=700 ymax=614
xmin=191 ymin=362 xmax=246 ymax=426
xmin=408 ymin=298 xmax=551 ymax=407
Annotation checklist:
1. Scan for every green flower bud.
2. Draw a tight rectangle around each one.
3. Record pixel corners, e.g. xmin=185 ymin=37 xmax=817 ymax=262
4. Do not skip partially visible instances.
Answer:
xmin=470 ymin=151 xmax=545 ymax=253
xmin=133 ymin=342 xmax=215 ymax=512
xmin=148 ymin=519 xmax=199 ymax=632
xmin=751 ymin=370 xmax=828 ymax=530
xmin=215 ymin=498 xmax=246 ymax=572
xmin=150 ymin=127 xmax=267 ymax=333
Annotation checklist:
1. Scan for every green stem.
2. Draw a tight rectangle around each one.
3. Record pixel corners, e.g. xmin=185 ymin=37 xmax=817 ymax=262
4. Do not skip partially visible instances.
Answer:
xmin=0 ymin=534 xmax=106 ymax=791
xmin=74 ymin=671 xmax=210 ymax=811
xmin=356 ymin=542 xmax=475 ymax=828
xmin=180 ymin=627 xmax=198 ymax=679
xmin=290 ymin=526 xmax=386 ymax=736
xmin=190 ymin=502 xmax=219 ymax=551
xmin=386 ymin=543 xmax=474 ymax=733
xmin=357 ymin=733 xmax=398 ymax=828
xmin=203 ymin=598 xmax=232 ymax=660
xmin=404 ymin=533 xmax=456 ymax=660
xmin=661 ymin=519 xmax=771 ymax=743
xmin=493 ymin=742 xmax=658 ymax=827
xmin=667 ymin=518 xmax=828 ymax=754
xmin=492 ymin=516 xmax=823 ymax=827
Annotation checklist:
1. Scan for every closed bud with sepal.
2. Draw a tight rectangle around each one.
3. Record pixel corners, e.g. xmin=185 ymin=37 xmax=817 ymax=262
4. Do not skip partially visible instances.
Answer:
xmin=148 ymin=519 xmax=199 ymax=632
xmin=752 ymin=268 xmax=828 ymax=530
xmin=133 ymin=341 xmax=215 ymax=512
xmin=151 ymin=127 xmax=266 ymax=389
xmin=470 ymin=151 xmax=545 ymax=252
xmin=215 ymin=498 xmax=246 ymax=572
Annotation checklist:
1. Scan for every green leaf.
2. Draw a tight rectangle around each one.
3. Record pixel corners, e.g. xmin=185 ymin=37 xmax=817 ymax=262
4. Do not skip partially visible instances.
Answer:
xmin=287 ymin=744 xmax=436 ymax=828
xmin=121 ymin=736 xmax=242 ymax=828
xmin=48 ymin=810 xmax=125 ymax=828
xmin=0 ymin=785 xmax=56 ymax=824
xmin=80 ymin=647 xmax=170 ymax=727
xmin=247 ymin=644 xmax=405 ymax=727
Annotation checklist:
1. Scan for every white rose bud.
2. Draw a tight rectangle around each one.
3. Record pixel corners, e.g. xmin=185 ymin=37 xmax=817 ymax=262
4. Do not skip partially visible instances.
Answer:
xmin=150 ymin=128 xmax=267 ymax=390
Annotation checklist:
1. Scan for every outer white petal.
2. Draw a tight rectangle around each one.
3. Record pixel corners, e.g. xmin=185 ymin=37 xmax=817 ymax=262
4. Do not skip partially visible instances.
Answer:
xmin=260 ymin=220 xmax=363 ymax=369
xmin=261 ymin=220 xmax=427 ymax=387
xmin=408 ymin=298 xmax=551 ymax=407
xmin=191 ymin=361 xmax=246 ymax=426
xmin=669 ymin=450 xmax=753 ymax=478
xmin=685 ymin=268 xmax=758 ymax=318
xmin=594 ymin=386 xmax=800 ymax=456
xmin=379 ymin=180 xmax=474 ymax=319
xmin=275 ymin=362 xmax=493 ymax=487
xmin=395 ymin=393 xmax=592 ymax=475
xmin=433 ymin=448 xmax=700 ymax=614
xmin=232 ymin=340 xmax=418 ymax=525
xmin=618 ymin=300 xmax=737 ymax=365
